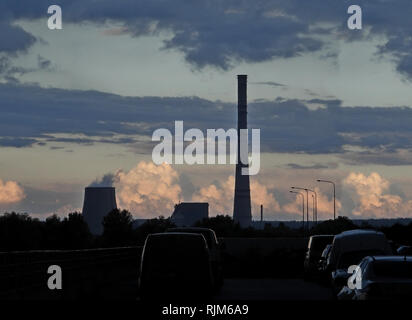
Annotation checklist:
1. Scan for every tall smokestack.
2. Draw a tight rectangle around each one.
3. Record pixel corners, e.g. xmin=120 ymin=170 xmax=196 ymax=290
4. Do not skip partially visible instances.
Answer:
xmin=261 ymin=204 xmax=263 ymax=222
xmin=233 ymin=75 xmax=252 ymax=227
xmin=82 ymin=187 xmax=117 ymax=235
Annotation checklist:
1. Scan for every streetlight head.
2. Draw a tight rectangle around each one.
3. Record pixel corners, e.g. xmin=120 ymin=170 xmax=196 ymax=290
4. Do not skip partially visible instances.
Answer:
xmin=317 ymin=179 xmax=321 ymax=182
xmin=291 ymin=186 xmax=296 ymax=189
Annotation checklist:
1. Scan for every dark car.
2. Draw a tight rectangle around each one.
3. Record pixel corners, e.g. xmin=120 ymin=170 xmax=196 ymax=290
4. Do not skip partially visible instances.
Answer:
xmin=338 ymin=256 xmax=412 ymax=300
xmin=138 ymin=232 xmax=214 ymax=300
xmin=304 ymin=235 xmax=334 ymax=279
xmin=166 ymin=227 xmax=223 ymax=290
xmin=397 ymin=245 xmax=412 ymax=256
xmin=326 ymin=230 xmax=393 ymax=294
xmin=317 ymin=244 xmax=332 ymax=282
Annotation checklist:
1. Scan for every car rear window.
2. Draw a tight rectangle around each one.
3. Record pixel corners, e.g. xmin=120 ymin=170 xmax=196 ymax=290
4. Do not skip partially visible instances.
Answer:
xmin=372 ymin=261 xmax=412 ymax=279
xmin=311 ymin=237 xmax=333 ymax=251
xmin=147 ymin=234 xmax=205 ymax=249
xmin=143 ymin=235 xmax=208 ymax=271
xmin=338 ymin=250 xmax=384 ymax=269
xmin=167 ymin=229 xmax=213 ymax=248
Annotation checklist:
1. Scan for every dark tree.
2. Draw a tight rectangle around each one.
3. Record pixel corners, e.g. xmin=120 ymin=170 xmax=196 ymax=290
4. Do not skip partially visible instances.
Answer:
xmin=44 ymin=214 xmax=63 ymax=249
xmin=61 ymin=212 xmax=92 ymax=249
xmin=310 ymin=216 xmax=357 ymax=235
xmin=102 ymin=209 xmax=133 ymax=246
xmin=195 ymin=215 xmax=241 ymax=237
xmin=133 ymin=216 xmax=175 ymax=245
xmin=0 ymin=212 xmax=43 ymax=251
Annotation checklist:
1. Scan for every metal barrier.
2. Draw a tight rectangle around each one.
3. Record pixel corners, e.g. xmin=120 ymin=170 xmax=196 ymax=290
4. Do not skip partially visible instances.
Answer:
xmin=0 ymin=247 xmax=143 ymax=299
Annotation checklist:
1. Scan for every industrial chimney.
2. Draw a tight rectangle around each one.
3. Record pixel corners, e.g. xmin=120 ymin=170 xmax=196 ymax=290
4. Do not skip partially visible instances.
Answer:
xmin=82 ymin=187 xmax=117 ymax=235
xmin=233 ymin=75 xmax=252 ymax=227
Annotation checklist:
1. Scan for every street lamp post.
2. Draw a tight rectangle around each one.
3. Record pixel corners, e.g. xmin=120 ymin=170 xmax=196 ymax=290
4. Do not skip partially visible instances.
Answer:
xmin=290 ymin=190 xmax=305 ymax=235
xmin=317 ymin=179 xmax=336 ymax=220
xmin=311 ymin=194 xmax=315 ymax=224
xmin=291 ymin=186 xmax=309 ymax=230
xmin=306 ymin=188 xmax=318 ymax=224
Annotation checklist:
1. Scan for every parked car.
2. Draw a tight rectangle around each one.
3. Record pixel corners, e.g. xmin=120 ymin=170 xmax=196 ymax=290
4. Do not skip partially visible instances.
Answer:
xmin=317 ymin=244 xmax=332 ymax=282
xmin=166 ymin=227 xmax=223 ymax=290
xmin=138 ymin=232 xmax=214 ymax=300
xmin=304 ymin=235 xmax=334 ymax=280
xmin=397 ymin=245 xmax=412 ymax=256
xmin=337 ymin=256 xmax=412 ymax=300
xmin=325 ymin=230 xmax=393 ymax=294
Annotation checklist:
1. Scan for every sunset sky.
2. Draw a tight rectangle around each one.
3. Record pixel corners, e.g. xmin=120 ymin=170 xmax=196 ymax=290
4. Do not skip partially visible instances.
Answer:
xmin=2 ymin=1 xmax=412 ymax=221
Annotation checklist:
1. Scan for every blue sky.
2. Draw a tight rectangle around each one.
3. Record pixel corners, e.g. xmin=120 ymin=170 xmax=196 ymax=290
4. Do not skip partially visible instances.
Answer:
xmin=2 ymin=1 xmax=412 ymax=220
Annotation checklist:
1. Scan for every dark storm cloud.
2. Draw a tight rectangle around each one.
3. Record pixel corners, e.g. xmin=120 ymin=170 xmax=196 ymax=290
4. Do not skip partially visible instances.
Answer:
xmin=340 ymin=150 xmax=412 ymax=166
xmin=0 ymin=55 xmax=35 ymax=82
xmin=252 ymin=81 xmax=287 ymax=88
xmin=37 ymin=55 xmax=52 ymax=70
xmin=3 ymin=1 xmax=412 ymax=75
xmin=0 ymin=22 xmax=36 ymax=54
xmin=0 ymin=137 xmax=37 ymax=148
xmin=0 ymin=83 xmax=232 ymax=147
xmin=286 ymin=163 xmax=338 ymax=170
xmin=2 ymin=0 xmax=325 ymax=70
xmin=3 ymin=83 xmax=412 ymax=163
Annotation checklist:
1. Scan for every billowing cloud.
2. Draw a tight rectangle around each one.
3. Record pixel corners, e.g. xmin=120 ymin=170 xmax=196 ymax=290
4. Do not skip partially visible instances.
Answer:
xmin=192 ymin=175 xmax=280 ymax=218
xmin=191 ymin=176 xmax=234 ymax=215
xmin=114 ymin=161 xmax=182 ymax=218
xmin=89 ymin=173 xmax=118 ymax=187
xmin=0 ymin=178 xmax=25 ymax=204
xmin=344 ymin=172 xmax=412 ymax=218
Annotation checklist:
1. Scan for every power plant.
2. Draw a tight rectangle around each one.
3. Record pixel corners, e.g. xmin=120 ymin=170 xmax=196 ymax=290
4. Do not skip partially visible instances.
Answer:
xmin=233 ymin=75 xmax=252 ymax=227
xmin=82 ymin=187 xmax=117 ymax=235
xmin=171 ymin=202 xmax=209 ymax=226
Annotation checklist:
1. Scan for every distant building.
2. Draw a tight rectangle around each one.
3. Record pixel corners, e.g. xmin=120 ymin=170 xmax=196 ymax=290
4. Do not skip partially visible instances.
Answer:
xmin=82 ymin=187 xmax=117 ymax=235
xmin=171 ymin=202 xmax=209 ymax=226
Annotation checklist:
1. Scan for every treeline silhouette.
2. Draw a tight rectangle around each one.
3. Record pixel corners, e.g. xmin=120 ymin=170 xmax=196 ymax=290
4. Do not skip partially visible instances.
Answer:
xmin=1 ymin=211 xmax=412 ymax=251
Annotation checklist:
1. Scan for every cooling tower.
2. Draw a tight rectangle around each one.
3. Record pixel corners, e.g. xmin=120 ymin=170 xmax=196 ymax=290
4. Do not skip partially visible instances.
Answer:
xmin=233 ymin=75 xmax=252 ymax=227
xmin=82 ymin=187 xmax=117 ymax=235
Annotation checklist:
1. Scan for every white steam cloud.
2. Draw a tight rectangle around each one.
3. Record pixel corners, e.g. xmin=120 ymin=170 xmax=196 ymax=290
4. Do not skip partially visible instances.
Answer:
xmin=0 ymin=178 xmax=25 ymax=204
xmin=344 ymin=172 xmax=412 ymax=218
xmin=192 ymin=175 xmax=280 ymax=217
xmin=114 ymin=161 xmax=182 ymax=218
